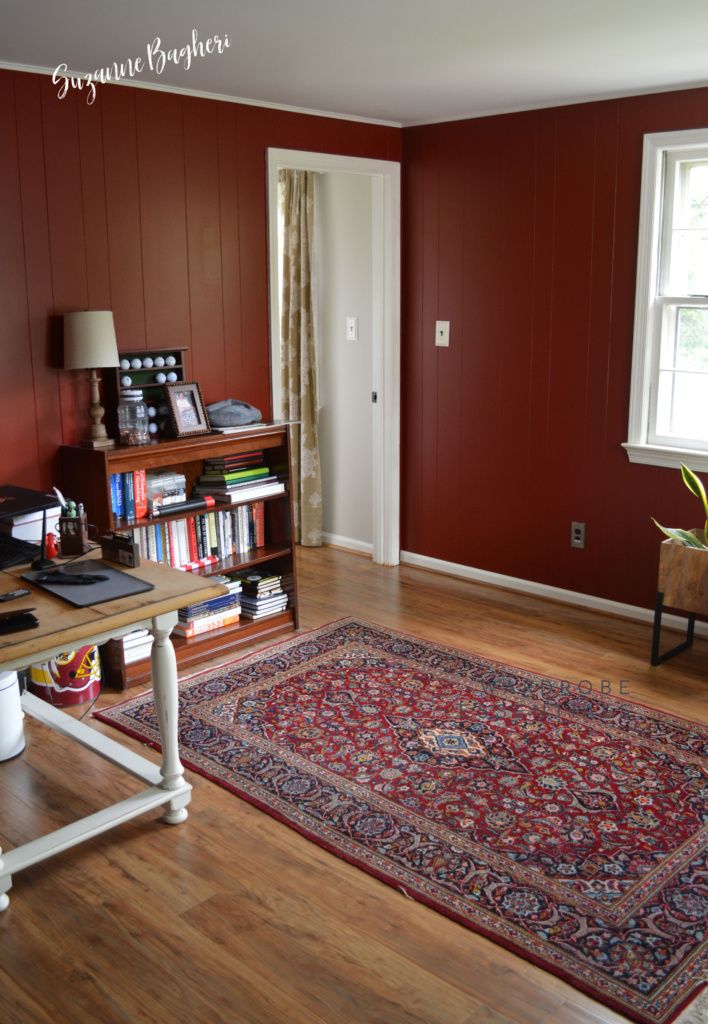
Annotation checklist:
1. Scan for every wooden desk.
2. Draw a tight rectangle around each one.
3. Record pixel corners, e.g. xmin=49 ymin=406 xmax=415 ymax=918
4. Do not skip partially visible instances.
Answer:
xmin=0 ymin=556 xmax=225 ymax=911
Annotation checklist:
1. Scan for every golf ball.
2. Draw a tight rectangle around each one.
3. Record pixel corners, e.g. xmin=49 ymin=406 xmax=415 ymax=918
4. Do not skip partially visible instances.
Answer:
xmin=166 ymin=371 xmax=178 ymax=382
xmin=121 ymin=376 xmax=132 ymax=387
xmin=165 ymin=355 xmax=176 ymax=366
xmin=120 ymin=358 xmax=130 ymax=371
xmin=130 ymin=358 xmax=142 ymax=370
xmin=142 ymin=357 xmax=154 ymax=368
xmin=153 ymin=356 xmax=165 ymax=368
xmin=154 ymin=372 xmax=167 ymax=384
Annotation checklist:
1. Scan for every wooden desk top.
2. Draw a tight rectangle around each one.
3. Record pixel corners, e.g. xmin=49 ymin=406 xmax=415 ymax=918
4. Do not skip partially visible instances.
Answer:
xmin=0 ymin=555 xmax=225 ymax=667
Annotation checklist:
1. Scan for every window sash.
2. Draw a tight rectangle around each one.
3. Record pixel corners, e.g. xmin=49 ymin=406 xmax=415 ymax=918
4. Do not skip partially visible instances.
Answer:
xmin=625 ymin=130 xmax=708 ymax=471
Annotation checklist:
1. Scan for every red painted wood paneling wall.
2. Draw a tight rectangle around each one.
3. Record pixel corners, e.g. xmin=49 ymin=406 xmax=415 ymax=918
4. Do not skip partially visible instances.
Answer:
xmin=0 ymin=69 xmax=400 ymax=488
xmin=402 ymin=87 xmax=708 ymax=609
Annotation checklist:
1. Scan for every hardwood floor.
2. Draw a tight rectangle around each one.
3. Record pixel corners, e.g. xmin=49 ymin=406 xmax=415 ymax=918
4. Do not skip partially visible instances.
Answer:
xmin=1 ymin=546 xmax=706 ymax=1024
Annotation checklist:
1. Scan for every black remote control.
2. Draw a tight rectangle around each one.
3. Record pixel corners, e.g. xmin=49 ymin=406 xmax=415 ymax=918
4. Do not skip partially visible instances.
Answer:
xmin=0 ymin=588 xmax=31 ymax=602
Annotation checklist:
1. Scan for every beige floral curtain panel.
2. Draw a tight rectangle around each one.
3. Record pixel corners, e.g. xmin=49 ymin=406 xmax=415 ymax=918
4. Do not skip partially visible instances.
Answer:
xmin=279 ymin=168 xmax=323 ymax=546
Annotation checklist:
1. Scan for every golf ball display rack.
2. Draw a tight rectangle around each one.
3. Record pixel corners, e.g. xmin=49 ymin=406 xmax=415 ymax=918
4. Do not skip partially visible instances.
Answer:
xmin=108 ymin=348 xmax=187 ymax=440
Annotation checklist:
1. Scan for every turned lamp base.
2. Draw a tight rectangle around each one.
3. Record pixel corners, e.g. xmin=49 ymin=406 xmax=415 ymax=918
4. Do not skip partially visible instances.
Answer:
xmin=81 ymin=436 xmax=116 ymax=450
xmin=81 ymin=367 xmax=116 ymax=449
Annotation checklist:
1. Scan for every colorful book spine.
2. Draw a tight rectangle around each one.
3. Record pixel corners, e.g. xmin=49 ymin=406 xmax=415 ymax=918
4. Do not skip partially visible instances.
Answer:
xmin=133 ymin=469 xmax=148 ymax=519
xmin=254 ymin=501 xmax=265 ymax=547
xmin=122 ymin=472 xmax=136 ymax=520
xmin=179 ymin=593 xmax=241 ymax=620
xmin=109 ymin=474 xmax=119 ymax=515
xmin=173 ymin=608 xmax=241 ymax=638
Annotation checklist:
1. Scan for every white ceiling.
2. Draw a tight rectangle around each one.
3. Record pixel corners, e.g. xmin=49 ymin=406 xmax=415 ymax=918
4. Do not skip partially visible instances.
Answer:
xmin=3 ymin=0 xmax=708 ymax=126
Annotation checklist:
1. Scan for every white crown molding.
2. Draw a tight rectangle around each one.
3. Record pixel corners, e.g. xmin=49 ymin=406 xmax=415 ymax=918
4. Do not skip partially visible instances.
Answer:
xmin=399 ymin=550 xmax=708 ymax=638
xmin=404 ymin=77 xmax=708 ymax=127
xmin=0 ymin=60 xmax=402 ymax=128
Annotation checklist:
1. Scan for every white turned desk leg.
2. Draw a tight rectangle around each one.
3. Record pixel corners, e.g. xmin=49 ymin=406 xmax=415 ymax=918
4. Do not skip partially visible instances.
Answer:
xmin=150 ymin=612 xmax=190 ymax=825
xmin=0 ymin=847 xmax=10 ymax=911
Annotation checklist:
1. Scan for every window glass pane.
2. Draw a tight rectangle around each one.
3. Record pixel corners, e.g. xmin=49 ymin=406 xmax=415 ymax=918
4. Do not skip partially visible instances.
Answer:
xmin=680 ymin=161 xmax=708 ymax=228
xmin=669 ymin=232 xmax=708 ymax=294
xmin=656 ymin=369 xmax=708 ymax=442
xmin=660 ymin=307 xmax=708 ymax=371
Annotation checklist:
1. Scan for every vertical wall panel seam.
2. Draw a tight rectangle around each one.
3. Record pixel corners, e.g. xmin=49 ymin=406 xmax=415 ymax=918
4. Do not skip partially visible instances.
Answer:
xmin=98 ymin=93 xmax=113 ymax=308
xmin=215 ymin=106 xmax=227 ymax=387
xmin=583 ymin=115 xmax=599 ymax=466
xmin=603 ymin=103 xmax=621 ymax=446
xmin=544 ymin=114 xmax=558 ymax=462
xmin=39 ymin=78 xmax=64 ymax=438
xmin=597 ymin=102 xmax=622 ymax=591
xmin=234 ymin=108 xmax=245 ymax=388
xmin=75 ymin=94 xmax=89 ymax=303
xmin=11 ymin=72 xmax=42 ymax=469
xmin=179 ymin=98 xmax=193 ymax=360
xmin=526 ymin=112 xmax=540 ymax=491
xmin=133 ymin=90 xmax=148 ymax=348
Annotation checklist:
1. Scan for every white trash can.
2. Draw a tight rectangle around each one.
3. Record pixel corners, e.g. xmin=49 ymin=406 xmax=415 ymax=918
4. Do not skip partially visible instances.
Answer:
xmin=0 ymin=670 xmax=25 ymax=761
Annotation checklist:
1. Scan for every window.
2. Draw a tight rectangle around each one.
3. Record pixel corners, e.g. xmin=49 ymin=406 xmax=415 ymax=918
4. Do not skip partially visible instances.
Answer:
xmin=625 ymin=129 xmax=708 ymax=471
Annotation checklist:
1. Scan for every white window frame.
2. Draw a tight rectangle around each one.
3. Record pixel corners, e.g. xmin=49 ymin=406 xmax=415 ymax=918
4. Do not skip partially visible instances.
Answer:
xmin=624 ymin=128 xmax=708 ymax=472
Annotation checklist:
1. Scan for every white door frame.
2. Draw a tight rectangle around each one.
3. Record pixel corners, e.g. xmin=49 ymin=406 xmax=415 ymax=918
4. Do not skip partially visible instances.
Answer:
xmin=266 ymin=148 xmax=400 ymax=565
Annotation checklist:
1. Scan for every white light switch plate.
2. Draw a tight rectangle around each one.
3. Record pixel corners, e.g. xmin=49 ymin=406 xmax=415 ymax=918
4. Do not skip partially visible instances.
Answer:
xmin=346 ymin=316 xmax=359 ymax=341
xmin=435 ymin=320 xmax=450 ymax=347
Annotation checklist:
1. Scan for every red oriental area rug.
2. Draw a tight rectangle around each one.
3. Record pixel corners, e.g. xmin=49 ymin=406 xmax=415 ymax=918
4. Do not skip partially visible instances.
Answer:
xmin=95 ymin=619 xmax=707 ymax=1024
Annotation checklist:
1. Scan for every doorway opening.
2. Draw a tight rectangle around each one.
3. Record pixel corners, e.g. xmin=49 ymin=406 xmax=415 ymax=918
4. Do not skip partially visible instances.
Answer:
xmin=267 ymin=149 xmax=401 ymax=565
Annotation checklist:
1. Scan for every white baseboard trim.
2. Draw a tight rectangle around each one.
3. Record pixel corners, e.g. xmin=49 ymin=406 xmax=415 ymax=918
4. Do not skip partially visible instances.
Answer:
xmin=399 ymin=550 xmax=708 ymax=638
xmin=323 ymin=532 xmax=374 ymax=556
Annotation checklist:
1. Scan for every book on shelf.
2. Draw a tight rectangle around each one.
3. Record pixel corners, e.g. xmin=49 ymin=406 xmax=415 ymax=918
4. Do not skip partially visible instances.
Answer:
xmin=193 ymin=481 xmax=285 ymax=504
xmin=122 ymin=472 xmax=135 ymax=520
xmin=133 ymin=469 xmax=148 ymax=519
xmin=236 ymin=568 xmax=288 ymax=620
xmin=109 ymin=474 xmax=125 ymax=518
xmin=129 ymin=500 xmax=269 ymax=571
xmin=116 ymin=628 xmax=155 ymax=665
xmin=197 ymin=466 xmax=271 ymax=484
xmin=179 ymin=590 xmax=241 ymax=621
xmin=242 ymin=602 xmax=288 ymax=618
xmin=211 ymin=573 xmax=243 ymax=595
xmin=203 ymin=451 xmax=263 ymax=471
xmin=173 ymin=607 xmax=241 ymax=638
xmin=124 ymin=641 xmax=155 ymax=664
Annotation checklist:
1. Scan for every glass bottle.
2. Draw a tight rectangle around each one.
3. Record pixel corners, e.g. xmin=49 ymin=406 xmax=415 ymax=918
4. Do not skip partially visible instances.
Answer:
xmin=117 ymin=389 xmax=150 ymax=446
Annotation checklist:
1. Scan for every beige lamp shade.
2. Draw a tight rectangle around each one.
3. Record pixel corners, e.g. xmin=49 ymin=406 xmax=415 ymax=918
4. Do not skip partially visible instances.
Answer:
xmin=63 ymin=311 xmax=120 ymax=370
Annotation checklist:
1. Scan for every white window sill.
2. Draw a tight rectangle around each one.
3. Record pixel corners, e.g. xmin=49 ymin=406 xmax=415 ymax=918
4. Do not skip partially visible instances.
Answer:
xmin=622 ymin=442 xmax=708 ymax=472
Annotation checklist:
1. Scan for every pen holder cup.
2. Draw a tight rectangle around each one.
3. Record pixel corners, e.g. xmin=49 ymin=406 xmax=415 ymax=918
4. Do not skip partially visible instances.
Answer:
xmin=59 ymin=514 xmax=89 ymax=556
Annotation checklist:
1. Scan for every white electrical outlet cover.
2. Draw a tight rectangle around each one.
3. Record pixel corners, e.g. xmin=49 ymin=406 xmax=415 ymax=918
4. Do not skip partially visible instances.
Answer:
xmin=435 ymin=320 xmax=450 ymax=347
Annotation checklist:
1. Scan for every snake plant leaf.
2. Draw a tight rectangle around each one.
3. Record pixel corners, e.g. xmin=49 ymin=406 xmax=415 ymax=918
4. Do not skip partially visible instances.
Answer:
xmin=680 ymin=464 xmax=708 ymax=518
xmin=652 ymin=519 xmax=708 ymax=548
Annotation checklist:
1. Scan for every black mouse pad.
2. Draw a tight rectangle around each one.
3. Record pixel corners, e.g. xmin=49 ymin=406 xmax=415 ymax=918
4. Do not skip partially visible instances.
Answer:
xmin=22 ymin=559 xmax=155 ymax=608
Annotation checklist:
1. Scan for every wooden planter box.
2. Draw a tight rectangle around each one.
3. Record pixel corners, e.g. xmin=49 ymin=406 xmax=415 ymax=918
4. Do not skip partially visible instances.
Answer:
xmin=657 ymin=531 xmax=708 ymax=615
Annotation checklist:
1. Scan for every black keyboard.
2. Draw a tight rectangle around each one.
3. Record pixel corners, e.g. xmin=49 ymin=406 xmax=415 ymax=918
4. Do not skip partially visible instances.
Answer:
xmin=0 ymin=534 xmax=40 ymax=569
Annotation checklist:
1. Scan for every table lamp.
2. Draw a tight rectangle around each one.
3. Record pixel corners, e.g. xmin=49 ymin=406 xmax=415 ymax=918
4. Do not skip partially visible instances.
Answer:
xmin=64 ymin=310 xmax=120 ymax=449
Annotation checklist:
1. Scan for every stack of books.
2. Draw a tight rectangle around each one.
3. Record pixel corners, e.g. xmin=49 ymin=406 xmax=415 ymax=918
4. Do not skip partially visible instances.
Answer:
xmin=120 ymin=628 xmax=155 ymax=665
xmin=236 ymin=570 xmax=289 ymax=620
xmin=173 ymin=576 xmax=243 ymax=638
xmin=192 ymin=451 xmax=285 ymax=503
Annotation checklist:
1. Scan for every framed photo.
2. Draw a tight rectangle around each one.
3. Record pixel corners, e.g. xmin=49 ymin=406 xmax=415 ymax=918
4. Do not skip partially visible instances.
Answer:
xmin=163 ymin=381 xmax=211 ymax=437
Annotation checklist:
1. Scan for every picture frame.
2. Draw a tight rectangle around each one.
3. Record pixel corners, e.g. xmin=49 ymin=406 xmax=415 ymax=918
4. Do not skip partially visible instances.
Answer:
xmin=163 ymin=381 xmax=211 ymax=437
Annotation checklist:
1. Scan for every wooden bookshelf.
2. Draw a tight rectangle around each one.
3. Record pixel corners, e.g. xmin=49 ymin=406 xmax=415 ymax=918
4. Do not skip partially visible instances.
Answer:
xmin=60 ymin=424 xmax=299 ymax=689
